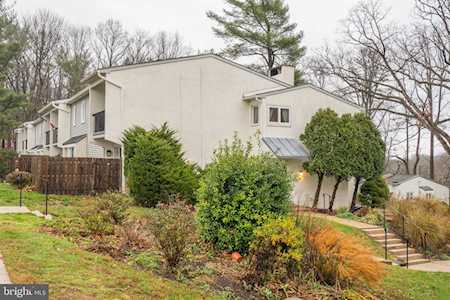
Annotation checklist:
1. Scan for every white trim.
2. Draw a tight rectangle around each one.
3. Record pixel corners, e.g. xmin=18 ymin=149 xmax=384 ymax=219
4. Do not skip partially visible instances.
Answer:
xmin=243 ymin=84 xmax=363 ymax=110
xmin=83 ymin=54 xmax=290 ymax=88
xmin=72 ymin=104 xmax=77 ymax=126
xmin=267 ymin=105 xmax=291 ymax=127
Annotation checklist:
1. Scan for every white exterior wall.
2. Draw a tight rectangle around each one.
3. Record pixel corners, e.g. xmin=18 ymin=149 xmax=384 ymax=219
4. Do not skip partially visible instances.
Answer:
xmin=104 ymin=56 xmax=284 ymax=167
xmin=389 ymin=177 xmax=450 ymax=204
xmin=254 ymin=87 xmax=360 ymax=208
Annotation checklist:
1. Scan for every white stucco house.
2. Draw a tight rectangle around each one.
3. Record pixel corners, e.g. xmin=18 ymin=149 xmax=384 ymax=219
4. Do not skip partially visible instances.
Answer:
xmin=385 ymin=174 xmax=449 ymax=204
xmin=15 ymin=54 xmax=362 ymax=209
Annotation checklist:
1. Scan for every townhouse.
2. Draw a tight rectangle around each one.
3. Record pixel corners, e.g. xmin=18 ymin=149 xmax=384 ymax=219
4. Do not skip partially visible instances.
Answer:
xmin=15 ymin=54 xmax=361 ymax=208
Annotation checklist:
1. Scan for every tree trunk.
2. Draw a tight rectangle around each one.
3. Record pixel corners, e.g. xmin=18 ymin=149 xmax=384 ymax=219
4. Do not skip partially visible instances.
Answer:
xmin=413 ymin=127 xmax=421 ymax=175
xmin=312 ymin=172 xmax=324 ymax=209
xmin=405 ymin=116 xmax=410 ymax=174
xmin=350 ymin=177 xmax=362 ymax=211
xmin=430 ymin=132 xmax=435 ymax=180
xmin=329 ymin=177 xmax=342 ymax=212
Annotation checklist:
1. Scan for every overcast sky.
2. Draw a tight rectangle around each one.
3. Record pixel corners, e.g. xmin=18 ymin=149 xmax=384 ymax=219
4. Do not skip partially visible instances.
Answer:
xmin=12 ymin=0 xmax=415 ymax=52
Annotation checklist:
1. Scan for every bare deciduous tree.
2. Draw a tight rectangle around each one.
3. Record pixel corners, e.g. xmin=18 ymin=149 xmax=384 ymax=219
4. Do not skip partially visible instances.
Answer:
xmin=152 ymin=31 xmax=191 ymax=60
xmin=92 ymin=19 xmax=129 ymax=68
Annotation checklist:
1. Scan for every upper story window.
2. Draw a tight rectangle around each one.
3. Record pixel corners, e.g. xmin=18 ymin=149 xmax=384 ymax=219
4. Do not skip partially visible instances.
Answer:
xmin=72 ymin=105 xmax=77 ymax=126
xmin=80 ymin=100 xmax=86 ymax=124
xmin=268 ymin=106 xmax=290 ymax=126
xmin=251 ymin=105 xmax=259 ymax=125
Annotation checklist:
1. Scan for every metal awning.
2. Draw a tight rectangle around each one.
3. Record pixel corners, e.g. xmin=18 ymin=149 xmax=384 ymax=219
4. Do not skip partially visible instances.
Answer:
xmin=419 ymin=185 xmax=434 ymax=192
xmin=262 ymin=137 xmax=309 ymax=160
xmin=63 ymin=134 xmax=87 ymax=146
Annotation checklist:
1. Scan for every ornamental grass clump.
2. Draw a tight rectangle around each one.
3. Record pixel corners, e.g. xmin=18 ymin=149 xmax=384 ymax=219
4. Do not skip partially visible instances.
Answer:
xmin=390 ymin=198 xmax=450 ymax=256
xmin=309 ymin=227 xmax=384 ymax=288
xmin=196 ymin=135 xmax=292 ymax=253
xmin=299 ymin=216 xmax=384 ymax=289
xmin=248 ymin=217 xmax=304 ymax=284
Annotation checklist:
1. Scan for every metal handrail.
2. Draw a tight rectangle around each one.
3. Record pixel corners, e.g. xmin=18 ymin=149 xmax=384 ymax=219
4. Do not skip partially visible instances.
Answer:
xmin=388 ymin=204 xmax=430 ymax=262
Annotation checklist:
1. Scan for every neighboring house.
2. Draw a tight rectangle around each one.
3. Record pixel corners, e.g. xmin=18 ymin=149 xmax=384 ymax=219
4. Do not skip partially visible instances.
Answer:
xmin=385 ymin=174 xmax=450 ymax=204
xmin=15 ymin=54 xmax=361 ymax=208
xmin=15 ymin=99 xmax=70 ymax=156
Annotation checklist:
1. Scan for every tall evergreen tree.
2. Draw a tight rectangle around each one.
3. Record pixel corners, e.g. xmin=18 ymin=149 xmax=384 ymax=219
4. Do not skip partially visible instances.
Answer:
xmin=207 ymin=0 xmax=305 ymax=78
xmin=300 ymin=109 xmax=340 ymax=208
xmin=0 ymin=0 xmax=25 ymax=139
xmin=349 ymin=113 xmax=385 ymax=211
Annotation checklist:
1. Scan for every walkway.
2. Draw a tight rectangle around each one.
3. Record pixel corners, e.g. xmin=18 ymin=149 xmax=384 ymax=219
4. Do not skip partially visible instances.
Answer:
xmin=408 ymin=260 xmax=450 ymax=272
xmin=0 ymin=206 xmax=30 ymax=214
xmin=0 ymin=253 xmax=10 ymax=283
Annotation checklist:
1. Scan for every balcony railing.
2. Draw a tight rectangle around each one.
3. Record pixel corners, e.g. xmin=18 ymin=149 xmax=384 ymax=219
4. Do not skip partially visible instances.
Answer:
xmin=53 ymin=128 xmax=58 ymax=144
xmin=45 ymin=131 xmax=50 ymax=145
xmin=93 ymin=111 xmax=105 ymax=134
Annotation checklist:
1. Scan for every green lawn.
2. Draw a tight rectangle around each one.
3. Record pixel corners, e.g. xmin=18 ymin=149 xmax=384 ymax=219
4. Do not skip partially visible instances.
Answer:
xmin=1 ymin=183 xmax=450 ymax=299
xmin=0 ymin=214 xmax=220 ymax=300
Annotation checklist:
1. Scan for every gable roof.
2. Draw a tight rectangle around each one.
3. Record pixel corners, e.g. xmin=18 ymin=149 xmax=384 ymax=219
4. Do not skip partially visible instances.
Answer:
xmin=243 ymin=84 xmax=362 ymax=110
xmin=386 ymin=175 xmax=419 ymax=186
xmin=82 ymin=54 xmax=291 ymax=88
xmin=385 ymin=174 xmax=446 ymax=188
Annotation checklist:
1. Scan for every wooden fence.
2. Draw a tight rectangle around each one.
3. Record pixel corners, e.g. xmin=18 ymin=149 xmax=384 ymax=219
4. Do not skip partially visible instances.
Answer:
xmin=10 ymin=155 xmax=122 ymax=195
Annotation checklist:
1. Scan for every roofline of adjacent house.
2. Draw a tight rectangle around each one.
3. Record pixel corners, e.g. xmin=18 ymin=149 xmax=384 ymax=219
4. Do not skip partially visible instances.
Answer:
xmin=385 ymin=174 xmax=447 ymax=188
xmin=81 ymin=54 xmax=291 ymax=88
xmin=66 ymin=79 xmax=104 ymax=104
xmin=37 ymin=99 xmax=69 ymax=114
xmin=243 ymin=84 xmax=363 ymax=110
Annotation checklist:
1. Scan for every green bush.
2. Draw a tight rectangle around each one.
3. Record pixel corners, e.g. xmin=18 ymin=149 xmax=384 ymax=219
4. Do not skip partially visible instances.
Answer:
xmin=148 ymin=201 xmax=196 ymax=270
xmin=0 ymin=149 xmax=15 ymax=179
xmin=196 ymin=136 xmax=292 ymax=253
xmin=123 ymin=124 xmax=199 ymax=207
xmin=94 ymin=192 xmax=134 ymax=225
xmin=249 ymin=217 xmax=304 ymax=284
xmin=5 ymin=170 xmax=32 ymax=188
xmin=359 ymin=176 xmax=389 ymax=208
xmin=83 ymin=213 xmax=114 ymax=236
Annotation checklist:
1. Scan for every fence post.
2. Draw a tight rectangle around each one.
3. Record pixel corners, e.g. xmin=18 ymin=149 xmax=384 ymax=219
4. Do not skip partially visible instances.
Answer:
xmin=406 ymin=239 xmax=409 ymax=269
xmin=45 ymin=179 xmax=49 ymax=216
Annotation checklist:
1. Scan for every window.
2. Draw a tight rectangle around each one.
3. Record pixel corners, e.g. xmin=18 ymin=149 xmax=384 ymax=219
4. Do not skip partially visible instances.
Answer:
xmin=269 ymin=107 xmax=278 ymax=122
xmin=280 ymin=108 xmax=290 ymax=123
xmin=426 ymin=193 xmax=432 ymax=200
xmin=251 ymin=105 xmax=259 ymax=125
xmin=268 ymin=106 xmax=291 ymax=126
xmin=406 ymin=192 xmax=413 ymax=200
xmin=80 ymin=100 xmax=86 ymax=124
xmin=69 ymin=147 xmax=74 ymax=158
xmin=72 ymin=105 xmax=77 ymax=126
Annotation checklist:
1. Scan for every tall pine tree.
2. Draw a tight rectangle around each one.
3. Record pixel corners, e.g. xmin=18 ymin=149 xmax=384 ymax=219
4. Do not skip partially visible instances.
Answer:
xmin=0 ymin=0 xmax=25 ymax=139
xmin=207 ymin=0 xmax=305 ymax=81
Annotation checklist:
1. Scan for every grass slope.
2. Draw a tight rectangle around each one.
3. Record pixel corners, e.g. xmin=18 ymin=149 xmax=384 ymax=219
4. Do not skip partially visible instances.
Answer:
xmin=0 ymin=214 xmax=218 ymax=299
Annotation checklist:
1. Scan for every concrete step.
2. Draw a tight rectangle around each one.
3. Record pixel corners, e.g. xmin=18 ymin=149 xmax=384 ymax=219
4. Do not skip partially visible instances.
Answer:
xmin=383 ymin=238 xmax=403 ymax=244
xmin=383 ymin=243 xmax=406 ymax=249
xmin=369 ymin=233 xmax=398 ymax=240
xmin=397 ymin=253 xmax=424 ymax=260
xmin=362 ymin=227 xmax=384 ymax=231
xmin=400 ymin=258 xmax=430 ymax=266
xmin=363 ymin=228 xmax=385 ymax=234
xmin=390 ymin=248 xmax=417 ymax=255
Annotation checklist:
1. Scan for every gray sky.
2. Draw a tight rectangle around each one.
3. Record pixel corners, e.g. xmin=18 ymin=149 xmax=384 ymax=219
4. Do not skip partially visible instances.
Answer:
xmin=12 ymin=0 xmax=415 ymax=52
